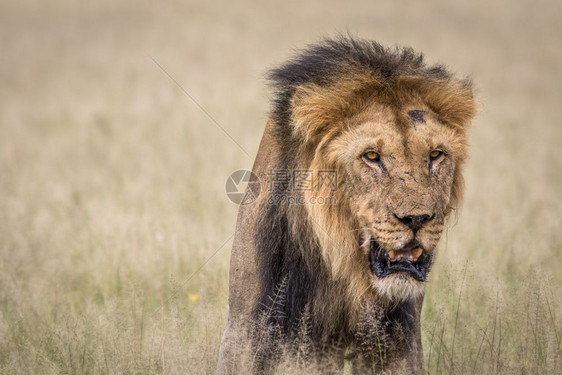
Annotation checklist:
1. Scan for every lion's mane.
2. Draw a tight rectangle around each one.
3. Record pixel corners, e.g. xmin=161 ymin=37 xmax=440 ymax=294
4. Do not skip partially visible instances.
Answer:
xmin=252 ymin=37 xmax=475 ymax=360
xmin=241 ymin=37 xmax=476 ymax=374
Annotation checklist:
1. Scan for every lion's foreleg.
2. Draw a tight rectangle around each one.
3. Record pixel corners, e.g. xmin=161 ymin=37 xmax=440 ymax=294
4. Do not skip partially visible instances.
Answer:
xmin=217 ymin=319 xmax=253 ymax=375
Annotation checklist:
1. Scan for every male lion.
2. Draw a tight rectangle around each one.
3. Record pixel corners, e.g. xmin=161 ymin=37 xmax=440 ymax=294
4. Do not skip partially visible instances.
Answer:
xmin=217 ymin=37 xmax=476 ymax=374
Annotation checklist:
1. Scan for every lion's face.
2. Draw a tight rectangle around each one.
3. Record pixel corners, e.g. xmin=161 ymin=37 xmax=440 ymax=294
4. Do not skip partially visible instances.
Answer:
xmin=305 ymin=101 xmax=467 ymax=302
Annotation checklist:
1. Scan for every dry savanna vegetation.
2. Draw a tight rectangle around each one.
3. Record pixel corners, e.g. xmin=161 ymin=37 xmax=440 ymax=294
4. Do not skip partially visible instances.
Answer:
xmin=0 ymin=0 xmax=561 ymax=374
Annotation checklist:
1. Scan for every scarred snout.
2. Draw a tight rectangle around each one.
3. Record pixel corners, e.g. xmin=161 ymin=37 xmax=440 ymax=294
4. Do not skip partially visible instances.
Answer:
xmin=393 ymin=212 xmax=435 ymax=233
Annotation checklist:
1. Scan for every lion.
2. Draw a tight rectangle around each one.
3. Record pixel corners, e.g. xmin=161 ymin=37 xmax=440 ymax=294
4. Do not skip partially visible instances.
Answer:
xmin=217 ymin=37 xmax=476 ymax=374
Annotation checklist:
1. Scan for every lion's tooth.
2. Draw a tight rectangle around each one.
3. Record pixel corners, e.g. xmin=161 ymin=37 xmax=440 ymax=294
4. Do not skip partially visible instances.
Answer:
xmin=412 ymin=247 xmax=423 ymax=260
xmin=388 ymin=250 xmax=395 ymax=260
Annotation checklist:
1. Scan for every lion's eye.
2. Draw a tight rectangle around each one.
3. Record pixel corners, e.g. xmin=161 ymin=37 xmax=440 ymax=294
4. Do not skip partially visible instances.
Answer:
xmin=363 ymin=151 xmax=380 ymax=163
xmin=429 ymin=150 xmax=443 ymax=160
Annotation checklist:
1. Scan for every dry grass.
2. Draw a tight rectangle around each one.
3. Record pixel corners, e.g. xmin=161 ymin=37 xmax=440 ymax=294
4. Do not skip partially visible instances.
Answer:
xmin=1 ymin=0 xmax=561 ymax=373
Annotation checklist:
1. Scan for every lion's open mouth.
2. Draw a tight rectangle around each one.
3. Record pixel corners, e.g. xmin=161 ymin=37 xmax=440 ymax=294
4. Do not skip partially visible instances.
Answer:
xmin=369 ymin=238 xmax=432 ymax=281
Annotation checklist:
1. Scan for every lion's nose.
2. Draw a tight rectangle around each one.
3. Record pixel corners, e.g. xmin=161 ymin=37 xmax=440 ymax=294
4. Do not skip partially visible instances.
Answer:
xmin=394 ymin=213 xmax=434 ymax=233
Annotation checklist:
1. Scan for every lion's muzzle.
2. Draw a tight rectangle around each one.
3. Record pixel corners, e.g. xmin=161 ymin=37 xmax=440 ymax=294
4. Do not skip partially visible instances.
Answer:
xmin=369 ymin=238 xmax=432 ymax=281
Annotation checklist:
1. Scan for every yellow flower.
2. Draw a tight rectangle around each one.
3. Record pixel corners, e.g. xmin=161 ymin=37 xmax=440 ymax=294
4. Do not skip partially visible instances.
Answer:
xmin=189 ymin=293 xmax=200 ymax=302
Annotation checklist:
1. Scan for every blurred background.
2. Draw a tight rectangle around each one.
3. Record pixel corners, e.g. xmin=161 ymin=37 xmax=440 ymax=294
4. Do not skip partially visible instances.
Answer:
xmin=1 ymin=0 xmax=560 ymax=373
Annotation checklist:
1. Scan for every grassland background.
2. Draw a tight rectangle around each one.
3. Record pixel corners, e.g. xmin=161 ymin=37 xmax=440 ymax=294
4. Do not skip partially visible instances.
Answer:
xmin=0 ymin=0 xmax=561 ymax=373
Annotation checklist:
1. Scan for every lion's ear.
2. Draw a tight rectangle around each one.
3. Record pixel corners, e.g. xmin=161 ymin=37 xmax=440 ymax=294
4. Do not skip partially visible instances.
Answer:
xmin=290 ymin=73 xmax=381 ymax=143
xmin=421 ymin=77 xmax=477 ymax=129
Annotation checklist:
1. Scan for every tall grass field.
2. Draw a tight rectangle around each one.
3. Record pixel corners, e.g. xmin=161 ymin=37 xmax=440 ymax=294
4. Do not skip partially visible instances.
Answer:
xmin=1 ymin=0 xmax=561 ymax=373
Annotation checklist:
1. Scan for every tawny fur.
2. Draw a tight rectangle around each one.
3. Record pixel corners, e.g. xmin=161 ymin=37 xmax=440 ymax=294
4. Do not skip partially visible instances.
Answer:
xmin=218 ymin=36 xmax=476 ymax=374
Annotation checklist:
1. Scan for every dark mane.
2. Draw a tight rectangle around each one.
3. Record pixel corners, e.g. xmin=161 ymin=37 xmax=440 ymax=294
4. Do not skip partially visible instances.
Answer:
xmin=254 ymin=36 xmax=445 ymax=352
xmin=252 ymin=36 xmax=473 ymax=365
xmin=267 ymin=36 xmax=451 ymax=133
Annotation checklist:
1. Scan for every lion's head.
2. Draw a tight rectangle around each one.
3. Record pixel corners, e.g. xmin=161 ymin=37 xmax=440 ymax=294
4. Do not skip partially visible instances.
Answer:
xmin=263 ymin=38 xmax=476 ymax=313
